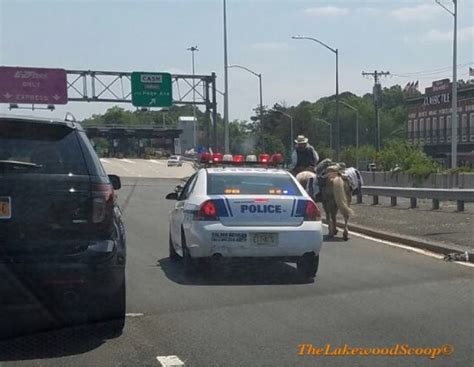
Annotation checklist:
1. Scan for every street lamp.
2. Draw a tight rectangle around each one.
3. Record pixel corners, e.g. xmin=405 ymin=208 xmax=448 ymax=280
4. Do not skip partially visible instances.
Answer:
xmin=292 ymin=35 xmax=339 ymax=159
xmin=274 ymin=110 xmax=294 ymax=153
xmin=313 ymin=117 xmax=333 ymax=151
xmin=435 ymin=0 xmax=458 ymax=168
xmin=187 ymin=45 xmax=199 ymax=148
xmin=227 ymin=64 xmax=264 ymax=150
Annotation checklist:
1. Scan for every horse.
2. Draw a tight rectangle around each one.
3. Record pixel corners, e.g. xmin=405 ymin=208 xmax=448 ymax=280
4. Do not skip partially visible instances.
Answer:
xmin=296 ymin=167 xmax=354 ymax=241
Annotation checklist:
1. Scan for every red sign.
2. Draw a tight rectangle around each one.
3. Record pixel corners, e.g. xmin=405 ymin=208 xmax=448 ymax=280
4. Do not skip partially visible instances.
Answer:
xmin=0 ymin=66 xmax=68 ymax=105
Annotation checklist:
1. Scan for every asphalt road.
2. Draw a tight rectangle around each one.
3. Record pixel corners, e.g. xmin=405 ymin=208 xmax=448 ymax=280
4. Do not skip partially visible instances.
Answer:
xmin=0 ymin=175 xmax=472 ymax=367
xmin=99 ymin=158 xmax=195 ymax=179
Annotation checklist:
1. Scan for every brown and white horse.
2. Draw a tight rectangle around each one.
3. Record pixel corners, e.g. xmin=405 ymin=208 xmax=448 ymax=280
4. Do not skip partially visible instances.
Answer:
xmin=296 ymin=167 xmax=354 ymax=241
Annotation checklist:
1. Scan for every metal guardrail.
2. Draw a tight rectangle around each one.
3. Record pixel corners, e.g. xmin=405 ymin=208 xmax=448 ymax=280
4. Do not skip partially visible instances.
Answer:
xmin=359 ymin=186 xmax=474 ymax=211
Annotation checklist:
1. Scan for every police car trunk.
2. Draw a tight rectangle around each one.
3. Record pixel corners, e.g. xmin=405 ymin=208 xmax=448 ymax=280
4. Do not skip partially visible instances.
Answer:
xmin=206 ymin=168 xmax=315 ymax=227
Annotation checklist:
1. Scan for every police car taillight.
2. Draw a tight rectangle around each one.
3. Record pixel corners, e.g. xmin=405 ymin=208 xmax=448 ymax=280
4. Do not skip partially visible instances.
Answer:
xmin=304 ymin=201 xmax=321 ymax=221
xmin=195 ymin=200 xmax=219 ymax=221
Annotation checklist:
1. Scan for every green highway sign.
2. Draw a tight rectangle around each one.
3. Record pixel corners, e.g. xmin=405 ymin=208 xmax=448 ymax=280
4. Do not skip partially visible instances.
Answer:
xmin=131 ymin=72 xmax=172 ymax=107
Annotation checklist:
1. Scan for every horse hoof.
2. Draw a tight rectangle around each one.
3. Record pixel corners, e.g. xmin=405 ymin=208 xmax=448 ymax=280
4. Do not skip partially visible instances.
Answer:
xmin=343 ymin=234 xmax=349 ymax=241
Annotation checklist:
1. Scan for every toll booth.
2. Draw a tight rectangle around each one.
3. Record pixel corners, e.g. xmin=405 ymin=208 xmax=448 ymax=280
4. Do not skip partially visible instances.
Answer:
xmin=84 ymin=125 xmax=182 ymax=158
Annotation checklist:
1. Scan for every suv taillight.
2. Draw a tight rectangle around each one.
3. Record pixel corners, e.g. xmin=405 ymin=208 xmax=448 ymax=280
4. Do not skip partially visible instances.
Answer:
xmin=91 ymin=183 xmax=114 ymax=223
xmin=304 ymin=201 xmax=321 ymax=221
xmin=194 ymin=200 xmax=219 ymax=221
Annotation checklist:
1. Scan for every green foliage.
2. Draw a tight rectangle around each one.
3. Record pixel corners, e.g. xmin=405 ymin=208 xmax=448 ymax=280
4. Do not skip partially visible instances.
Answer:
xmin=340 ymin=146 xmax=357 ymax=168
xmin=358 ymin=144 xmax=377 ymax=162
xmin=444 ymin=167 xmax=474 ymax=174
xmin=378 ymin=139 xmax=439 ymax=178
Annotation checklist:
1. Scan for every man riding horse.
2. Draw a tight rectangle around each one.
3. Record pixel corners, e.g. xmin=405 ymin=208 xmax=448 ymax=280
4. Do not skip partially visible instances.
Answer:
xmin=289 ymin=135 xmax=319 ymax=176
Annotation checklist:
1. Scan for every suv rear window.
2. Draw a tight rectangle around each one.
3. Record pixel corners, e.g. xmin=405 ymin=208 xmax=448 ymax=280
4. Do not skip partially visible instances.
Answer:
xmin=0 ymin=120 xmax=88 ymax=175
xmin=207 ymin=172 xmax=301 ymax=195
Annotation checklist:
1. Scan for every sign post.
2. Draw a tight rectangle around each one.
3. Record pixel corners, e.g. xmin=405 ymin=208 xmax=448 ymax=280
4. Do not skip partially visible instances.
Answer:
xmin=0 ymin=66 xmax=68 ymax=105
xmin=131 ymin=72 xmax=172 ymax=108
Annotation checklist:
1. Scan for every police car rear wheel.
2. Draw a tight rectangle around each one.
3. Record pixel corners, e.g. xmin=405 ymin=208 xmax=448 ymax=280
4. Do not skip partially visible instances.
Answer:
xmin=297 ymin=254 xmax=319 ymax=278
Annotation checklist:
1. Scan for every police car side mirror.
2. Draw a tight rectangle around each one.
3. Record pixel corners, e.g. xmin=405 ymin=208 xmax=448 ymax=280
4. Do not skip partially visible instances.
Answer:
xmin=166 ymin=192 xmax=179 ymax=200
xmin=175 ymin=184 xmax=184 ymax=193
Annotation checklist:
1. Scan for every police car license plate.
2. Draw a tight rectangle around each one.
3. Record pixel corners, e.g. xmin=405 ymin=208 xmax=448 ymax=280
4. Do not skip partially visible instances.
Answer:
xmin=0 ymin=197 xmax=11 ymax=219
xmin=252 ymin=233 xmax=278 ymax=245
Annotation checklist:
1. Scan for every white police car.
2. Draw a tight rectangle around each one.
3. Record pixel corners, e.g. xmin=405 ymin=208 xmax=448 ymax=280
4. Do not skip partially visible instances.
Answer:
xmin=166 ymin=153 xmax=323 ymax=278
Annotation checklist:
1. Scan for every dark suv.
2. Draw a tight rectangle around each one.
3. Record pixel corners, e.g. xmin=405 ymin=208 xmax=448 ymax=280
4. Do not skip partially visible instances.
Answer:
xmin=0 ymin=115 xmax=126 ymax=337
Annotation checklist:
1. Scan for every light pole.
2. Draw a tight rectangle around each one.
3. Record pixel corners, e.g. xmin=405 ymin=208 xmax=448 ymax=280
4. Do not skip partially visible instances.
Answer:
xmin=292 ymin=35 xmax=339 ymax=159
xmin=313 ymin=117 xmax=332 ymax=151
xmin=187 ymin=45 xmax=199 ymax=148
xmin=223 ymin=0 xmax=230 ymax=153
xmin=227 ymin=64 xmax=264 ymax=150
xmin=274 ymin=110 xmax=294 ymax=153
xmin=435 ymin=0 xmax=458 ymax=168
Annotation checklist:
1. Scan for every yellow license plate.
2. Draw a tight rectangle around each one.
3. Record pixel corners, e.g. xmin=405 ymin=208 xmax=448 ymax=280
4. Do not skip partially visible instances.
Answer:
xmin=0 ymin=197 xmax=11 ymax=219
xmin=252 ymin=233 xmax=278 ymax=245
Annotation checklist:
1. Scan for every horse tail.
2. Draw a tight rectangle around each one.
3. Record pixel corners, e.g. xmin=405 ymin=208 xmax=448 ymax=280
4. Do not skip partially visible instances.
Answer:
xmin=333 ymin=176 xmax=354 ymax=218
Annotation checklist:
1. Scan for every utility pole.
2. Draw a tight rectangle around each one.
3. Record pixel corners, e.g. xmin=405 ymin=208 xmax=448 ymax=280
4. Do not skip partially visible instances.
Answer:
xmin=362 ymin=70 xmax=390 ymax=151
xmin=435 ymin=0 xmax=458 ymax=168
xmin=187 ymin=45 xmax=199 ymax=148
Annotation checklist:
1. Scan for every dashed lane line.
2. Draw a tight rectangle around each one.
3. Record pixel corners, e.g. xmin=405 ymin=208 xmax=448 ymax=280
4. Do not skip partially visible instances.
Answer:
xmin=157 ymin=355 xmax=185 ymax=366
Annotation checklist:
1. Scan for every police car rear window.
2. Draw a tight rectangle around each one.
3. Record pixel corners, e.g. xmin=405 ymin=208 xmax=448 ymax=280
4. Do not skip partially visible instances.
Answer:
xmin=207 ymin=173 xmax=301 ymax=195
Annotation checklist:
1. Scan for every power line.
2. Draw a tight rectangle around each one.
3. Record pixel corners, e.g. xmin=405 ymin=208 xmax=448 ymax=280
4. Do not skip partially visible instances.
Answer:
xmin=392 ymin=61 xmax=473 ymax=77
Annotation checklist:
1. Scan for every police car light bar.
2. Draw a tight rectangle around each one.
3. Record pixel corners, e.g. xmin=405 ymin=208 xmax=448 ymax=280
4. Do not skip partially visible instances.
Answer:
xmin=199 ymin=152 xmax=284 ymax=167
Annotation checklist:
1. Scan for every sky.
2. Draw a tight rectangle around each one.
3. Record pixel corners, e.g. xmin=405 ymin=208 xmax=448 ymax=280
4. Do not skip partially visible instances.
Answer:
xmin=0 ymin=0 xmax=473 ymax=122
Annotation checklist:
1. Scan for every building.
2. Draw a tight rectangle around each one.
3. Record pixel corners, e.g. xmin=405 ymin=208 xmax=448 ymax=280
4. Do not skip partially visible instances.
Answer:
xmin=405 ymin=79 xmax=474 ymax=167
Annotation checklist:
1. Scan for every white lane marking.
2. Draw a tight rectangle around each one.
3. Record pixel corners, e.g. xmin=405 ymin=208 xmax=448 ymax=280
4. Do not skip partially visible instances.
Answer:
xmin=149 ymin=159 xmax=165 ymax=165
xmin=120 ymin=159 xmax=137 ymax=164
xmin=100 ymin=158 xmax=111 ymax=164
xmin=156 ymin=355 xmax=185 ymax=366
xmin=326 ymin=224 xmax=474 ymax=268
xmin=126 ymin=313 xmax=144 ymax=317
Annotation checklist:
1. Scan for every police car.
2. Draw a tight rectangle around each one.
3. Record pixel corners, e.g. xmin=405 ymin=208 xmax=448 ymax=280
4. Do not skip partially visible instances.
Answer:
xmin=165 ymin=153 xmax=323 ymax=278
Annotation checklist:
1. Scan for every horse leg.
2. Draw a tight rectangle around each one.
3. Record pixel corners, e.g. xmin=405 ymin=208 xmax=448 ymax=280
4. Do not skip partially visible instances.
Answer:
xmin=342 ymin=215 xmax=349 ymax=241
xmin=331 ymin=207 xmax=338 ymax=237
xmin=323 ymin=202 xmax=334 ymax=238
xmin=343 ymin=183 xmax=351 ymax=241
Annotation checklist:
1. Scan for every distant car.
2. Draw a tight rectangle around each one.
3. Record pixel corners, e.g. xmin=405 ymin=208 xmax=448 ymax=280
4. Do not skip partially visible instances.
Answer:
xmin=168 ymin=155 xmax=183 ymax=167
xmin=0 ymin=115 xmax=126 ymax=330
xmin=166 ymin=158 xmax=323 ymax=278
